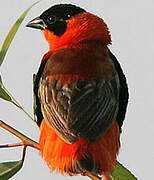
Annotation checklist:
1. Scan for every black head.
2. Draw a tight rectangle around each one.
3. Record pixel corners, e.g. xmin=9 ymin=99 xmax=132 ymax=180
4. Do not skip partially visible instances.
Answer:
xmin=26 ymin=4 xmax=85 ymax=36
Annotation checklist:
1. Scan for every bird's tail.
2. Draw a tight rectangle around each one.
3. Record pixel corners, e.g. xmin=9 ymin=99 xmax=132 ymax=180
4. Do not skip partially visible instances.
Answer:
xmin=39 ymin=119 xmax=120 ymax=175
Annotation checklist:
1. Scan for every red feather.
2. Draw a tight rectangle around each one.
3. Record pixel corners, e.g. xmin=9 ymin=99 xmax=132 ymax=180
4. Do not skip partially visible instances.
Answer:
xmin=39 ymin=119 xmax=119 ymax=175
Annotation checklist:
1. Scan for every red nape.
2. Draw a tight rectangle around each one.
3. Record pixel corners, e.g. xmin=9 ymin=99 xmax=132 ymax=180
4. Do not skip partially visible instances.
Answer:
xmin=39 ymin=119 xmax=120 ymax=175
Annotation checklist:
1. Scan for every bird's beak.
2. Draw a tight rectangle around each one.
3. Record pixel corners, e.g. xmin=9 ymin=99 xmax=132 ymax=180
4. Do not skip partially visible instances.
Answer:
xmin=26 ymin=17 xmax=47 ymax=30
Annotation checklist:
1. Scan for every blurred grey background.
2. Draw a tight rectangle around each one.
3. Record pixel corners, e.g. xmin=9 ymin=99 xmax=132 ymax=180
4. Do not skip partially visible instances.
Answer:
xmin=0 ymin=0 xmax=153 ymax=179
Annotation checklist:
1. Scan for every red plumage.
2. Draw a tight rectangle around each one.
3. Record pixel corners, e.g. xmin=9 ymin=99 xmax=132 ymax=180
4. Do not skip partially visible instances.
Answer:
xmin=27 ymin=4 xmax=128 ymax=179
xmin=39 ymin=119 xmax=119 ymax=175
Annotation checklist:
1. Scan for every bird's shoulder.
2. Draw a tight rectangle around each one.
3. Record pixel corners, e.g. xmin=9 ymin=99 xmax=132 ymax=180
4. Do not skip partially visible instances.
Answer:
xmin=42 ymin=40 xmax=116 ymax=81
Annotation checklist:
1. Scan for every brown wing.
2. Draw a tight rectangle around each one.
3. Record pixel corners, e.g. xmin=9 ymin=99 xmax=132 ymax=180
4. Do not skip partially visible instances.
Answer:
xmin=38 ymin=46 xmax=120 ymax=143
xmin=39 ymin=75 xmax=119 ymax=143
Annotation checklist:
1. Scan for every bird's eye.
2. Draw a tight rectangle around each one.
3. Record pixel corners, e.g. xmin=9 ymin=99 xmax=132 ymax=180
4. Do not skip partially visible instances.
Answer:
xmin=67 ymin=14 xmax=71 ymax=18
xmin=64 ymin=14 xmax=71 ymax=20
xmin=47 ymin=15 xmax=57 ymax=24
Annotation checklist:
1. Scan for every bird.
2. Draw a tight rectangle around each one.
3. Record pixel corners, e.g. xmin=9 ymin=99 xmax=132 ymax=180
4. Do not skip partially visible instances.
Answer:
xmin=26 ymin=4 xmax=129 ymax=180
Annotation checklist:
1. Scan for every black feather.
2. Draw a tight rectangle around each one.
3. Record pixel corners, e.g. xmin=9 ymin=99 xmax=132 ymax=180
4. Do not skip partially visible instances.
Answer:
xmin=34 ymin=58 xmax=48 ymax=126
xmin=109 ymin=51 xmax=129 ymax=131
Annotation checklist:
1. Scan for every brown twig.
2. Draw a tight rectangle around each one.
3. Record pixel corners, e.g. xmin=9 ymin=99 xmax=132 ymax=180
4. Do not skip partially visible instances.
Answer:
xmin=0 ymin=142 xmax=24 ymax=148
xmin=0 ymin=120 xmax=39 ymax=150
xmin=21 ymin=145 xmax=27 ymax=164
xmin=83 ymin=172 xmax=101 ymax=180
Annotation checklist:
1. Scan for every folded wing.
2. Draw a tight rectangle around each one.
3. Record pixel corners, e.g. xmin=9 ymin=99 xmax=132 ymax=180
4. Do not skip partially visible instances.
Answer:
xmin=39 ymin=73 xmax=120 ymax=143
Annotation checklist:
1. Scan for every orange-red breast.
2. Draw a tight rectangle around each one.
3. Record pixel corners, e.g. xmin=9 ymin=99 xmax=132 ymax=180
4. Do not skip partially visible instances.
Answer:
xmin=27 ymin=4 xmax=128 ymax=179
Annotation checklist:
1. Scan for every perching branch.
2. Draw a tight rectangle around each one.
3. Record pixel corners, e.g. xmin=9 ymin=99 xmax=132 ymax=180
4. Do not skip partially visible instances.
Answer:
xmin=21 ymin=145 xmax=27 ymax=164
xmin=0 ymin=142 xmax=24 ymax=148
xmin=0 ymin=120 xmax=39 ymax=150
xmin=83 ymin=172 xmax=101 ymax=180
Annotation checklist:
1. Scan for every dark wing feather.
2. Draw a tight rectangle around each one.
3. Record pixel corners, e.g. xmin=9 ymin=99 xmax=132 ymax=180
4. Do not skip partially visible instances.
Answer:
xmin=39 ymin=73 xmax=120 ymax=143
xmin=109 ymin=51 xmax=129 ymax=131
xmin=34 ymin=57 xmax=48 ymax=126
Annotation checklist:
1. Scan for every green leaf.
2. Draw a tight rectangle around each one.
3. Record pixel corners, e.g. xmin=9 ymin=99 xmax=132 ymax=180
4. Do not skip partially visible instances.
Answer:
xmin=0 ymin=75 xmax=12 ymax=101
xmin=0 ymin=161 xmax=22 ymax=180
xmin=0 ymin=1 xmax=39 ymax=66
xmin=0 ymin=75 xmax=2 ymax=87
xmin=111 ymin=161 xmax=137 ymax=180
xmin=0 ymin=87 xmax=12 ymax=102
